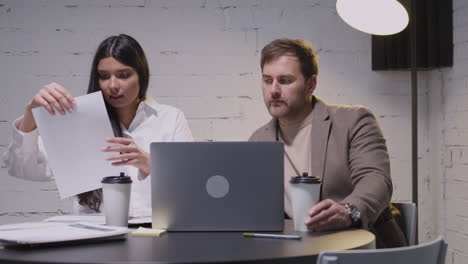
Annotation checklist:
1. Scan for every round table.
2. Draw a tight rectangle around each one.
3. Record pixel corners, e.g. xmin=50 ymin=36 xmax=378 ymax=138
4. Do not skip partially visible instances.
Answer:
xmin=0 ymin=220 xmax=375 ymax=264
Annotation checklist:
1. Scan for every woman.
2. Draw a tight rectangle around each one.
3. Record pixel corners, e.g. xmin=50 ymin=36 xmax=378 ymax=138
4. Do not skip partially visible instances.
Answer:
xmin=2 ymin=34 xmax=193 ymax=217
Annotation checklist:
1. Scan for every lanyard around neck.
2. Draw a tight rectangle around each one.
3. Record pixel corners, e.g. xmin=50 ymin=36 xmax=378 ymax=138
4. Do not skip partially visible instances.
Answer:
xmin=275 ymin=119 xmax=304 ymax=177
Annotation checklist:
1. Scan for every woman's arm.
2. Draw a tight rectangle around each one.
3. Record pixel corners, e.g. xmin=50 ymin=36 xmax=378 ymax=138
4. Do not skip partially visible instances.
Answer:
xmin=3 ymin=82 xmax=76 ymax=181
xmin=2 ymin=117 xmax=53 ymax=182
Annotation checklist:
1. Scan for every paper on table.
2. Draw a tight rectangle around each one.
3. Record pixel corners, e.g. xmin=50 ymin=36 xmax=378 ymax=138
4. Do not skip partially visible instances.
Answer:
xmin=44 ymin=214 xmax=105 ymax=225
xmin=0 ymin=222 xmax=128 ymax=245
xmin=32 ymin=91 xmax=121 ymax=198
xmin=44 ymin=215 xmax=152 ymax=225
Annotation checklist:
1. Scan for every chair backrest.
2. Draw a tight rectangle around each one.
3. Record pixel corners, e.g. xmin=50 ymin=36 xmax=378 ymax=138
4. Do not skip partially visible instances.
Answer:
xmin=392 ymin=202 xmax=417 ymax=246
xmin=316 ymin=236 xmax=448 ymax=264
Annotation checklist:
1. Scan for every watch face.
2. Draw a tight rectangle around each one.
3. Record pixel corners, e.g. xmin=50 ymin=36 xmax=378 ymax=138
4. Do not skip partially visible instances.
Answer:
xmin=345 ymin=203 xmax=361 ymax=224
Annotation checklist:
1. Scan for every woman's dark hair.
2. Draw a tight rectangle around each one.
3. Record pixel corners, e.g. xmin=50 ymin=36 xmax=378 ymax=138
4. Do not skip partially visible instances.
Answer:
xmin=78 ymin=34 xmax=150 ymax=212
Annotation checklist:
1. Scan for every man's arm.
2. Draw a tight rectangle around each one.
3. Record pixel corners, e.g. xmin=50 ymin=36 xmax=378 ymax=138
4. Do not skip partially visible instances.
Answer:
xmin=305 ymin=106 xmax=392 ymax=231
xmin=341 ymin=106 xmax=392 ymax=228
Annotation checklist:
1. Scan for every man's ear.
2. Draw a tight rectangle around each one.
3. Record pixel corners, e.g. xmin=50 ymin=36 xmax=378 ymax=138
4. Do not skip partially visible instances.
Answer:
xmin=307 ymin=75 xmax=317 ymax=94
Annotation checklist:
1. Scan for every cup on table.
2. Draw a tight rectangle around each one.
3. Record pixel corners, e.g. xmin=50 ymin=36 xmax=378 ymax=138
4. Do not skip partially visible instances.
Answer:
xmin=101 ymin=172 xmax=132 ymax=227
xmin=289 ymin=173 xmax=321 ymax=232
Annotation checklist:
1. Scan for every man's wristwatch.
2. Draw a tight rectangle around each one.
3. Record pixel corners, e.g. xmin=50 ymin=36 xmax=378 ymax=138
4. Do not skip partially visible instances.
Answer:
xmin=343 ymin=203 xmax=362 ymax=227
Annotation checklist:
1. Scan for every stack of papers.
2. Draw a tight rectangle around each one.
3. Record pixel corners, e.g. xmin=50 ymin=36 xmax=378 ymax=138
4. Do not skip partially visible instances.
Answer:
xmin=44 ymin=214 xmax=152 ymax=225
xmin=0 ymin=222 xmax=128 ymax=246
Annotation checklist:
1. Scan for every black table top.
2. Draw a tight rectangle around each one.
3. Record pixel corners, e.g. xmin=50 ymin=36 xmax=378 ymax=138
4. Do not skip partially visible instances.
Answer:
xmin=0 ymin=220 xmax=375 ymax=264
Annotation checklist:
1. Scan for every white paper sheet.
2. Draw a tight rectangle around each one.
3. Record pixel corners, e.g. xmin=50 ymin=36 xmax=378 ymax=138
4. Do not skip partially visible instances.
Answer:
xmin=32 ymin=91 xmax=121 ymax=198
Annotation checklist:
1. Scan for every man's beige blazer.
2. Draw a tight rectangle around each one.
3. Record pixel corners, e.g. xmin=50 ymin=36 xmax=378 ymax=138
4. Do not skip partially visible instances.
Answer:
xmin=249 ymin=96 xmax=392 ymax=229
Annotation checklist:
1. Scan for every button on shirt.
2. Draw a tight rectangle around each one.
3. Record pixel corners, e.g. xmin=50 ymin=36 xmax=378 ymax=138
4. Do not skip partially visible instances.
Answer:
xmin=2 ymin=97 xmax=193 ymax=217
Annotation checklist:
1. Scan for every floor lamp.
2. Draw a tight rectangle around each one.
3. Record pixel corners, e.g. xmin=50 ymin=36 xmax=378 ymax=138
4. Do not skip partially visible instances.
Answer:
xmin=336 ymin=0 xmax=415 ymax=238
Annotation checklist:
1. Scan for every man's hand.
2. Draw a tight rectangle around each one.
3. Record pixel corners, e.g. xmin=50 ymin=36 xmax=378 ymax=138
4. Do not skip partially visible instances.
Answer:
xmin=304 ymin=199 xmax=352 ymax=232
xmin=102 ymin=137 xmax=150 ymax=178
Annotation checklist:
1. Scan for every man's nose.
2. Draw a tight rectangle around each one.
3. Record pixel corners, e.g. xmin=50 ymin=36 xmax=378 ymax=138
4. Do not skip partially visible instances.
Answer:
xmin=271 ymin=80 xmax=281 ymax=95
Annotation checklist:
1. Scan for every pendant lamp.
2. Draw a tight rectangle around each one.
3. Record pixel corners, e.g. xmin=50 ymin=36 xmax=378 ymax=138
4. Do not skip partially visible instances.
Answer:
xmin=336 ymin=0 xmax=409 ymax=36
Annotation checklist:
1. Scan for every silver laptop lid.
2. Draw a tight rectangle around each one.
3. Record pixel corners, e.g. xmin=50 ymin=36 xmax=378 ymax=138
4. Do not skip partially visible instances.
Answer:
xmin=150 ymin=142 xmax=284 ymax=231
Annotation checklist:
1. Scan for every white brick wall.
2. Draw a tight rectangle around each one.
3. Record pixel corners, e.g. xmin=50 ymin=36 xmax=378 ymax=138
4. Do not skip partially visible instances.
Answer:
xmin=0 ymin=0 xmax=460 ymax=260
xmin=441 ymin=0 xmax=468 ymax=262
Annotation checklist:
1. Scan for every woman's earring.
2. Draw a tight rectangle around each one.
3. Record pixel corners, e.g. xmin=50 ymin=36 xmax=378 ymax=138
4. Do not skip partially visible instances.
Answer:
xmin=306 ymin=94 xmax=313 ymax=104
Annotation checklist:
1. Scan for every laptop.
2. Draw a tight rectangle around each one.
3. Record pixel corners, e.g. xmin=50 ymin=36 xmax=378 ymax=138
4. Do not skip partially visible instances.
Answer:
xmin=150 ymin=142 xmax=284 ymax=231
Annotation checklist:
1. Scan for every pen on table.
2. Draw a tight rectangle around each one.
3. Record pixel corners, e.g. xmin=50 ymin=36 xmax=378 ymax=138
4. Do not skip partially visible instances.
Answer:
xmin=243 ymin=233 xmax=302 ymax=240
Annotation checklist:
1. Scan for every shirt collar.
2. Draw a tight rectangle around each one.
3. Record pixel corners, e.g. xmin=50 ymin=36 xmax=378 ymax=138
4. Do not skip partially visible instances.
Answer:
xmin=137 ymin=96 xmax=159 ymax=117
xmin=121 ymin=96 xmax=159 ymax=134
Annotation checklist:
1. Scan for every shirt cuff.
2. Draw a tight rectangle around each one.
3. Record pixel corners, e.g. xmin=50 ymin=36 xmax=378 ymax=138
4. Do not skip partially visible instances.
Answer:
xmin=11 ymin=116 xmax=39 ymax=150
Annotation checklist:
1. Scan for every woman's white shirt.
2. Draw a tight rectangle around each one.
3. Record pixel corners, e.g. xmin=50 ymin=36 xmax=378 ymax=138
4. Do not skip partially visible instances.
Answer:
xmin=2 ymin=97 xmax=194 ymax=217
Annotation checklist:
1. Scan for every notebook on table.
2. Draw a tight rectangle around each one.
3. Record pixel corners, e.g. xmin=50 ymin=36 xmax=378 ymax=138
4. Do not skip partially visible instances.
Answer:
xmin=150 ymin=142 xmax=284 ymax=231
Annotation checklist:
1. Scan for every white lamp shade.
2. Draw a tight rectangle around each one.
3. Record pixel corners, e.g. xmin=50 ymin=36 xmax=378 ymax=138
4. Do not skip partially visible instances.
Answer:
xmin=336 ymin=0 xmax=409 ymax=36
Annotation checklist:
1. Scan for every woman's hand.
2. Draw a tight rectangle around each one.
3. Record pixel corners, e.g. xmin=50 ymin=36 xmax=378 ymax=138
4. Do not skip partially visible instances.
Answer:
xmin=19 ymin=82 xmax=76 ymax=133
xmin=102 ymin=137 xmax=151 ymax=178
xmin=27 ymin=82 xmax=75 ymax=115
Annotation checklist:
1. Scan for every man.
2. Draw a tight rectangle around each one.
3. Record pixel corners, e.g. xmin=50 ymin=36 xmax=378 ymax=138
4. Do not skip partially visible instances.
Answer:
xmin=249 ymin=38 xmax=406 ymax=247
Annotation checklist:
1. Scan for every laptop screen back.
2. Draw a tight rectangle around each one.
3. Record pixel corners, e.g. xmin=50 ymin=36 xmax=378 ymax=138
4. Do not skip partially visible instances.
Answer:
xmin=150 ymin=142 xmax=284 ymax=231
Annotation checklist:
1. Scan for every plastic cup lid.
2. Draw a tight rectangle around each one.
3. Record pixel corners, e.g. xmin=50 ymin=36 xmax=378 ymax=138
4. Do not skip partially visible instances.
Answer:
xmin=289 ymin=172 xmax=320 ymax=184
xmin=102 ymin=172 xmax=132 ymax=184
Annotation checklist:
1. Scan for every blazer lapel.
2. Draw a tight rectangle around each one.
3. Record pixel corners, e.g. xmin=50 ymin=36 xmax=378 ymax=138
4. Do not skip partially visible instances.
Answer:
xmin=262 ymin=118 xmax=277 ymax=141
xmin=310 ymin=97 xmax=331 ymax=181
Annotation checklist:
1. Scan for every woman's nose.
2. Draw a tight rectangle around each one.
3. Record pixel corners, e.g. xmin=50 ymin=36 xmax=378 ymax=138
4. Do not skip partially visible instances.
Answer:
xmin=109 ymin=76 xmax=119 ymax=91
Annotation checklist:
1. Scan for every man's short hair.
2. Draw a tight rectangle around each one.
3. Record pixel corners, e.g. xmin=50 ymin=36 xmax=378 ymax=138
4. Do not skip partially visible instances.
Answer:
xmin=261 ymin=38 xmax=319 ymax=80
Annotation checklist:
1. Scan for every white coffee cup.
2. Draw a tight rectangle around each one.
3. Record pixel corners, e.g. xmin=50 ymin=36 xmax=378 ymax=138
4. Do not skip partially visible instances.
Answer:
xmin=289 ymin=173 xmax=321 ymax=232
xmin=102 ymin=173 xmax=132 ymax=227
